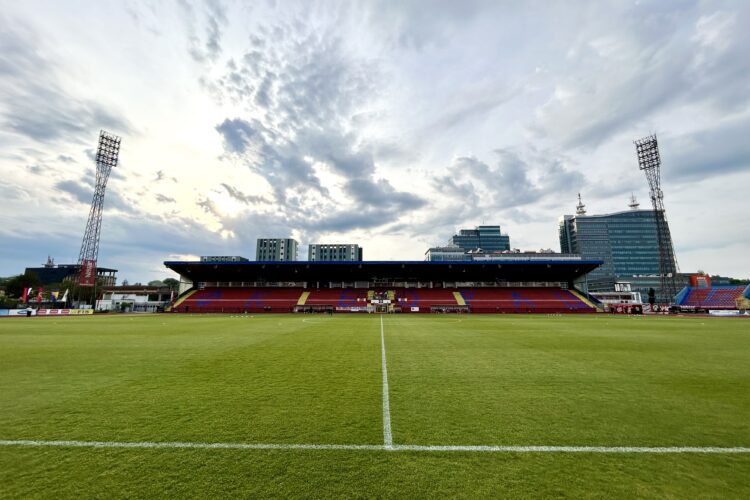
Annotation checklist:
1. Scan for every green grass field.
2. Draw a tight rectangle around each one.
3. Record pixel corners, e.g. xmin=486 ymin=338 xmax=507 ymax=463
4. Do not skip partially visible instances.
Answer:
xmin=1 ymin=314 xmax=749 ymax=498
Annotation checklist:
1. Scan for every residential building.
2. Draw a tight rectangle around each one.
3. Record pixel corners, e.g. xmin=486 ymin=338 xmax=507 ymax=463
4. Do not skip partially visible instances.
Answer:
xmin=308 ymin=244 xmax=363 ymax=261
xmin=256 ymin=238 xmax=298 ymax=261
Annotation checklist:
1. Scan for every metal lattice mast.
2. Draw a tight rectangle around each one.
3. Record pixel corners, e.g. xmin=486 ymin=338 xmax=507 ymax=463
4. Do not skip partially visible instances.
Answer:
xmin=76 ymin=130 xmax=121 ymax=286
xmin=634 ymin=134 xmax=678 ymax=303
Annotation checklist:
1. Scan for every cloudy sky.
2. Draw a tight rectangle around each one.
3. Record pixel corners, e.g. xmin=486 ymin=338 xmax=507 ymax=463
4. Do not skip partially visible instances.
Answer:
xmin=1 ymin=0 xmax=748 ymax=282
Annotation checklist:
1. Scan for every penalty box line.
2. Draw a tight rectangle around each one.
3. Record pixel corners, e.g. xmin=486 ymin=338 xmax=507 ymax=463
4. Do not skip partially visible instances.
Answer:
xmin=1 ymin=440 xmax=749 ymax=454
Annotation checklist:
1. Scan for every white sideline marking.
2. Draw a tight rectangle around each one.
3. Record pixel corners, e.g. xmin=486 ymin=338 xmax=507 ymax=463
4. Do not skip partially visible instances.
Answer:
xmin=1 ymin=440 xmax=748 ymax=454
xmin=380 ymin=315 xmax=393 ymax=449
xmin=392 ymin=445 xmax=750 ymax=453
xmin=0 ymin=439 xmax=380 ymax=451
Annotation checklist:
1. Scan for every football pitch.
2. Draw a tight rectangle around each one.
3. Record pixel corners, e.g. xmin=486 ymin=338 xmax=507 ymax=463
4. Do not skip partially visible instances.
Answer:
xmin=1 ymin=314 xmax=749 ymax=498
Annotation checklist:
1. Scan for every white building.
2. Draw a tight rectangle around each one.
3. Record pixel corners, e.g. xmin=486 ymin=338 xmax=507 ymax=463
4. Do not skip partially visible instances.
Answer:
xmin=308 ymin=244 xmax=363 ymax=261
xmin=97 ymin=286 xmax=174 ymax=312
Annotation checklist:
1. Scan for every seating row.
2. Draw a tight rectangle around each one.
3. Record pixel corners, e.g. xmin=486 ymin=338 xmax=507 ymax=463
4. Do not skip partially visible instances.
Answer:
xmin=174 ymin=287 xmax=595 ymax=314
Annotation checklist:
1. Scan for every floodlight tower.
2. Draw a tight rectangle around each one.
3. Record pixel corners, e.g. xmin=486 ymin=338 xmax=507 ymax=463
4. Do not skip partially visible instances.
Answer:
xmin=76 ymin=130 xmax=121 ymax=296
xmin=634 ymin=134 xmax=678 ymax=303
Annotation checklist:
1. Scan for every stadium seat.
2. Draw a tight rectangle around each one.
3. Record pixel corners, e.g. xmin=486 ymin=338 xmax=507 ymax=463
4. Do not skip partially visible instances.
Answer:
xmin=173 ymin=286 xmax=596 ymax=314
xmin=676 ymin=286 xmax=745 ymax=310
xmin=457 ymin=287 xmax=594 ymax=313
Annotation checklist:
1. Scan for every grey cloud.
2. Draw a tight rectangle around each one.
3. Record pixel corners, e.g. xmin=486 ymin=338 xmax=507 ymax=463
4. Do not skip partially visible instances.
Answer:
xmin=203 ymin=0 xmax=227 ymax=61
xmin=155 ymin=194 xmax=176 ymax=203
xmin=0 ymin=21 xmax=131 ymax=144
xmin=436 ymin=149 xmax=585 ymax=214
xmin=432 ymin=175 xmax=479 ymax=208
xmin=180 ymin=0 xmax=228 ymax=63
xmin=0 ymin=183 xmax=31 ymax=202
xmin=215 ymin=118 xmax=259 ymax=154
xmin=344 ymin=178 xmax=425 ymax=211
xmin=215 ymin=118 xmax=326 ymax=201
xmin=664 ymin=114 xmax=750 ymax=182
xmin=532 ymin=4 xmax=750 ymax=148
xmin=210 ymin=22 xmax=425 ymax=230
xmin=220 ymin=183 xmax=269 ymax=205
xmin=26 ymin=163 xmax=49 ymax=175
xmin=302 ymin=209 xmax=397 ymax=233
xmin=105 ymin=190 xmax=138 ymax=214
xmin=365 ymin=0 xmax=491 ymax=50
xmin=196 ymin=197 xmax=219 ymax=217
xmin=155 ymin=170 xmax=177 ymax=183
xmin=55 ymin=180 xmax=91 ymax=204
xmin=55 ymin=178 xmax=135 ymax=214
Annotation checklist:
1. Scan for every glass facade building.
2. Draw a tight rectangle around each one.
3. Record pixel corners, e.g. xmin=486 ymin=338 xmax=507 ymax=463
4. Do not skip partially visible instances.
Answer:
xmin=449 ymin=225 xmax=511 ymax=252
xmin=559 ymin=208 xmax=678 ymax=299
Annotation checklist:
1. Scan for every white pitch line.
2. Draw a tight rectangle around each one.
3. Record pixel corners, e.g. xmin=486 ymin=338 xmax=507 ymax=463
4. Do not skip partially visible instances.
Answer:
xmin=0 ymin=439 xmax=381 ymax=451
xmin=392 ymin=444 xmax=750 ymax=453
xmin=1 ymin=440 xmax=749 ymax=454
xmin=380 ymin=315 xmax=393 ymax=449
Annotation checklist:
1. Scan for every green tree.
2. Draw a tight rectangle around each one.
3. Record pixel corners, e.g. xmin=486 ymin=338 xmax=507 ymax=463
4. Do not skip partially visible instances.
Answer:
xmin=5 ymin=271 xmax=42 ymax=298
xmin=148 ymin=280 xmax=165 ymax=287
xmin=163 ymin=278 xmax=179 ymax=291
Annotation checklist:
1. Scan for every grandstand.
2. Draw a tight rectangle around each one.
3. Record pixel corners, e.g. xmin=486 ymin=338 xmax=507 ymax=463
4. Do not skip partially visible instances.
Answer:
xmin=164 ymin=260 xmax=603 ymax=314
xmin=675 ymin=284 xmax=750 ymax=311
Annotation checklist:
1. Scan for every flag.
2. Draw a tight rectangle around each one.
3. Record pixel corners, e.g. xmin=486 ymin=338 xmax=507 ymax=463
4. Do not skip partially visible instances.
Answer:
xmin=61 ymin=289 xmax=69 ymax=303
xmin=51 ymin=290 xmax=60 ymax=303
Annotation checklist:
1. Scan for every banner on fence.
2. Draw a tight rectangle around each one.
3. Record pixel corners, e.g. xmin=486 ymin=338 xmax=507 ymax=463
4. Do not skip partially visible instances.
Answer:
xmin=5 ymin=309 xmax=37 ymax=316
xmin=36 ymin=309 xmax=95 ymax=316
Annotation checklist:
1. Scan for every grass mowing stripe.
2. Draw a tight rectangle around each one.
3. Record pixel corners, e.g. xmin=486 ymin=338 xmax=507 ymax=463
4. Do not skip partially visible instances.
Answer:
xmin=2 ymin=440 xmax=749 ymax=454
xmin=380 ymin=315 xmax=393 ymax=448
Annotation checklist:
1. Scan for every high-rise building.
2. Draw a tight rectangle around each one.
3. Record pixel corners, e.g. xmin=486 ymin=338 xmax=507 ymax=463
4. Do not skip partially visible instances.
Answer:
xmin=559 ymin=195 xmax=678 ymax=300
xmin=308 ymin=244 xmax=363 ymax=261
xmin=449 ymin=225 xmax=511 ymax=252
xmin=256 ymin=238 xmax=298 ymax=261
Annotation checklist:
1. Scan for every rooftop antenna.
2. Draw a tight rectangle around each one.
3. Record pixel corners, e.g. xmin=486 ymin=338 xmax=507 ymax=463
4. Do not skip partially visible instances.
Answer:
xmin=76 ymin=130 xmax=121 ymax=303
xmin=628 ymin=193 xmax=640 ymax=210
xmin=575 ymin=193 xmax=587 ymax=215
xmin=634 ymin=134 xmax=678 ymax=303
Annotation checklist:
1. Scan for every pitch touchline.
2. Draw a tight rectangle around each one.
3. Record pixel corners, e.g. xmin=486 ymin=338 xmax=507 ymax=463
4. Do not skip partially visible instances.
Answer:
xmin=380 ymin=315 xmax=393 ymax=449
xmin=1 ymin=440 xmax=749 ymax=454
